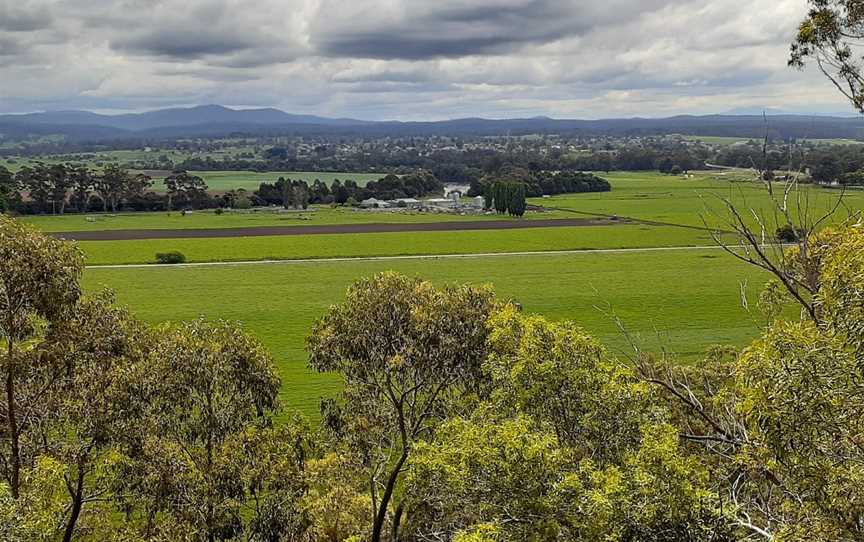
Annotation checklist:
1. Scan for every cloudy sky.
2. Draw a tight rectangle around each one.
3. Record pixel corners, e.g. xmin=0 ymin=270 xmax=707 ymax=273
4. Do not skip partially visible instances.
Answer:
xmin=0 ymin=0 xmax=856 ymax=119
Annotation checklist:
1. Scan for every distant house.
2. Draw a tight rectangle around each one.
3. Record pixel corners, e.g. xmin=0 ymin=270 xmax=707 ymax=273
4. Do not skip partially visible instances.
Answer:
xmin=472 ymin=196 xmax=485 ymax=209
xmin=360 ymin=197 xmax=390 ymax=208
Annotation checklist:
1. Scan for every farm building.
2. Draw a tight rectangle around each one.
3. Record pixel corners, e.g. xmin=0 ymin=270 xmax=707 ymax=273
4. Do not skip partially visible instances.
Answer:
xmin=390 ymin=198 xmax=423 ymax=208
xmin=360 ymin=197 xmax=390 ymax=208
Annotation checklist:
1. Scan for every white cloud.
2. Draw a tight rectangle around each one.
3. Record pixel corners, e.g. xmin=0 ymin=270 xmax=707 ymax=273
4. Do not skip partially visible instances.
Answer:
xmin=0 ymin=0 xmax=856 ymax=118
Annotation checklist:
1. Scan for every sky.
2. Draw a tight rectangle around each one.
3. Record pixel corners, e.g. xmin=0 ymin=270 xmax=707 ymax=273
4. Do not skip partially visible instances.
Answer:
xmin=0 ymin=0 xmax=858 ymax=120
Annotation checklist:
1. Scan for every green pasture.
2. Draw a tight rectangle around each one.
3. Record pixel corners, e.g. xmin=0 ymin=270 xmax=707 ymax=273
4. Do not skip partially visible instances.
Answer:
xmin=23 ymin=207 xmax=571 ymax=232
xmin=78 ymin=225 xmax=713 ymax=265
xmin=540 ymin=171 xmax=864 ymax=229
xmin=804 ymin=138 xmax=864 ymax=146
xmin=679 ymin=135 xmax=751 ymax=146
xmin=83 ymin=249 xmax=769 ymax=418
xmin=150 ymin=170 xmax=384 ymax=192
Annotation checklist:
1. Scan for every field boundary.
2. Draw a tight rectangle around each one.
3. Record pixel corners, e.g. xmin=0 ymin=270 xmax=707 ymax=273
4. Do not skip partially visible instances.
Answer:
xmin=86 ymin=244 xmax=732 ymax=269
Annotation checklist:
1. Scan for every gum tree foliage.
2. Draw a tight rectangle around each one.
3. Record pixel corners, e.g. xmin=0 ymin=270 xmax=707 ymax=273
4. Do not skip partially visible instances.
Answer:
xmin=307 ymin=273 xmax=501 ymax=542
xmin=403 ymin=309 xmax=730 ymax=542
xmin=791 ymin=0 xmax=864 ymax=111
xmin=93 ymin=165 xmax=152 ymax=213
xmin=639 ymin=226 xmax=864 ymax=540
xmin=0 ymin=216 xmax=83 ymax=499
xmin=484 ymin=307 xmax=654 ymax=464
xmin=36 ymin=293 xmax=152 ymax=542
xmin=0 ymin=217 xmax=311 ymax=541
xmin=163 ymin=170 xmax=208 ymax=211
xmin=302 ymin=452 xmax=371 ymax=542
xmin=119 ymin=319 xmax=304 ymax=541
xmin=13 ymin=164 xmax=75 ymax=215
xmin=0 ymin=166 xmax=20 ymax=213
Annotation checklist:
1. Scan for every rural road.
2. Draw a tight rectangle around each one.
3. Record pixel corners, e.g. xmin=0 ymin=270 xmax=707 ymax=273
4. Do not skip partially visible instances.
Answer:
xmin=54 ymin=217 xmax=618 ymax=241
xmin=86 ymin=244 xmax=733 ymax=269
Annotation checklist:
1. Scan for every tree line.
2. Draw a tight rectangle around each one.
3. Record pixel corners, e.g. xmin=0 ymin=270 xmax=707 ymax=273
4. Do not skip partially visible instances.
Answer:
xmin=483 ymin=182 xmax=527 ymax=217
xmin=469 ymin=168 xmax=611 ymax=199
xmin=0 ymin=163 xmax=218 ymax=215
xmin=254 ymin=171 xmax=444 ymax=209
xmin=0 ymin=164 xmax=444 ymax=216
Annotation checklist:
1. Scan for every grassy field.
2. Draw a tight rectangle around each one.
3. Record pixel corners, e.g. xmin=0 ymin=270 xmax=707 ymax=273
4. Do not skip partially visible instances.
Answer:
xmin=541 ymin=171 xmax=864 ymax=229
xmin=150 ymin=171 xmax=384 ymax=192
xmin=22 ymin=207 xmax=574 ymax=232
xmin=679 ymin=135 xmax=864 ymax=146
xmin=679 ymin=135 xmax=751 ymax=146
xmin=83 ymin=249 xmax=768 ymax=418
xmin=78 ymin=225 xmax=714 ymax=265
xmin=805 ymin=138 xmax=864 ymax=146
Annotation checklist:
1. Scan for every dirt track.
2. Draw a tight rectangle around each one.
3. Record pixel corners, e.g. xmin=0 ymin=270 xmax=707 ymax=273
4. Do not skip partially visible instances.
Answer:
xmin=53 ymin=217 xmax=624 ymax=241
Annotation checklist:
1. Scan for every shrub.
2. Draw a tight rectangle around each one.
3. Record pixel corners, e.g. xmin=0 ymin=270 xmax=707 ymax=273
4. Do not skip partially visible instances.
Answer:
xmin=215 ymin=208 xmax=224 ymax=215
xmin=155 ymin=251 xmax=187 ymax=264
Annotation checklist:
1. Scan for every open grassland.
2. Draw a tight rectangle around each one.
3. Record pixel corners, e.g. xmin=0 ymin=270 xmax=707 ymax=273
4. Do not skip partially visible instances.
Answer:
xmin=539 ymin=171 xmax=864 ymax=229
xmin=78 ymin=225 xmax=713 ymax=265
xmin=679 ymin=135 xmax=751 ymax=146
xmin=805 ymin=138 xmax=864 ymax=146
xmin=22 ymin=206 xmax=574 ymax=232
xmin=679 ymin=135 xmax=864 ymax=146
xmin=150 ymin=170 xmax=384 ymax=192
xmin=83 ymin=249 xmax=768 ymax=418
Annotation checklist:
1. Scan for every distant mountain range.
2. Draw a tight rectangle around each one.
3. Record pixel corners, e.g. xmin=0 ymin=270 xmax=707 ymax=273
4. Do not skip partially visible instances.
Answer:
xmin=1 ymin=104 xmax=864 ymax=142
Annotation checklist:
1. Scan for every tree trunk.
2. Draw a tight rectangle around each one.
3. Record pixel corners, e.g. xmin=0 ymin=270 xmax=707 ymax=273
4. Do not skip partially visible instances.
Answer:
xmin=5 ymin=338 xmax=19 ymax=498
xmin=62 ymin=463 xmax=86 ymax=542
xmin=371 ymin=449 xmax=408 ymax=542
xmin=392 ymin=502 xmax=405 ymax=542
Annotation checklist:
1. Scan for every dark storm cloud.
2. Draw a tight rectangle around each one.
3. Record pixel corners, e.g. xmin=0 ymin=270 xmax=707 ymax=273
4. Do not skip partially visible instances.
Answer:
xmin=313 ymin=0 xmax=581 ymax=59
xmin=311 ymin=0 xmax=684 ymax=60
xmin=112 ymin=30 xmax=261 ymax=59
xmin=0 ymin=3 xmax=52 ymax=32
xmin=0 ymin=36 xmax=22 ymax=56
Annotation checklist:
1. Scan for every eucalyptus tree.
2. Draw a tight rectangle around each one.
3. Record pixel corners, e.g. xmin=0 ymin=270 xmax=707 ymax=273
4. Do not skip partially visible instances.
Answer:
xmin=0 ymin=166 xmax=19 ymax=213
xmin=307 ymin=272 xmax=501 ymax=542
xmin=122 ymin=319 xmax=304 ymax=541
xmin=163 ymin=170 xmax=207 ymax=211
xmin=791 ymin=0 xmax=864 ymax=112
xmin=37 ymin=293 xmax=152 ymax=541
xmin=0 ymin=216 xmax=83 ymax=498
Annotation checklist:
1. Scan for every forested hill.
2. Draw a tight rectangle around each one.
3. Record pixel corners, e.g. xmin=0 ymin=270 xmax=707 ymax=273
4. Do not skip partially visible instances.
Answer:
xmin=2 ymin=105 xmax=863 ymax=141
